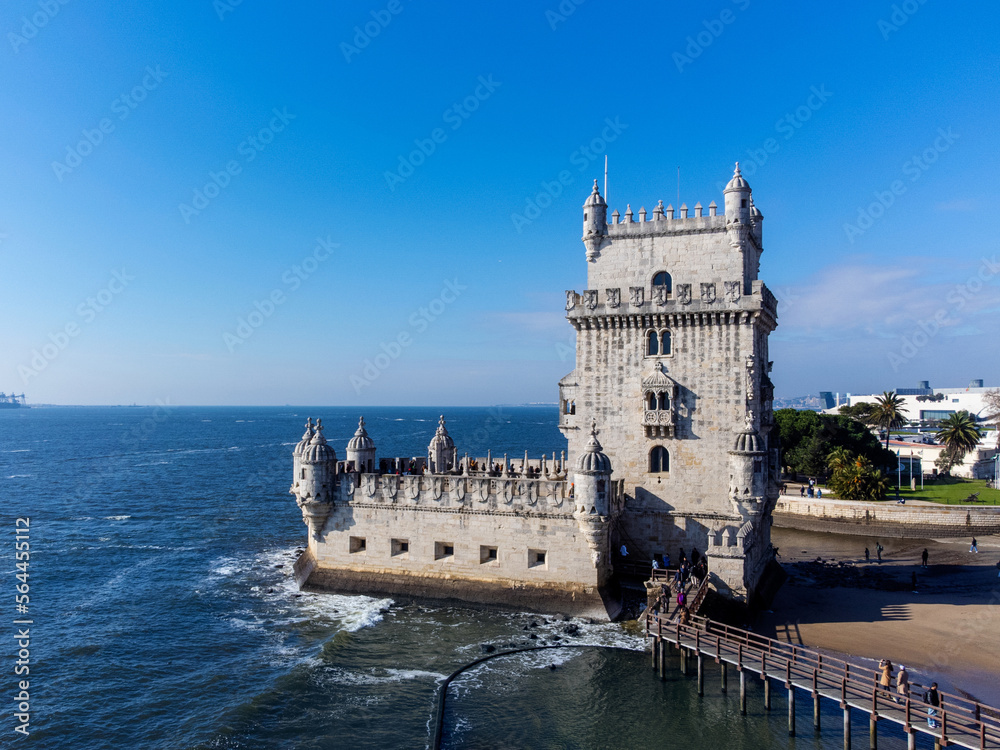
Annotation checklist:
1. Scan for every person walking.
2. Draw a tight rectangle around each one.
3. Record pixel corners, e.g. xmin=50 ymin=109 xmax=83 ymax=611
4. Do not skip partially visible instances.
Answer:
xmin=800 ymin=485 xmax=806 ymax=497
xmin=896 ymin=665 xmax=909 ymax=704
xmin=921 ymin=548 xmax=929 ymax=568
xmin=876 ymin=543 xmax=884 ymax=563
xmin=865 ymin=547 xmax=870 ymax=562
xmin=926 ymin=682 xmax=940 ymax=728
xmin=970 ymin=537 xmax=979 ymax=553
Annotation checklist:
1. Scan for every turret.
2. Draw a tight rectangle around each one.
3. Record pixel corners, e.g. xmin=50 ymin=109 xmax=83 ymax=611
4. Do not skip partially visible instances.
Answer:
xmin=582 ymin=180 xmax=608 ymax=262
xmin=573 ymin=421 xmax=613 ymax=574
xmin=427 ymin=415 xmax=456 ymax=474
xmin=723 ymin=162 xmax=752 ymax=250
xmin=292 ymin=418 xmax=337 ymax=540
xmin=728 ymin=415 xmax=767 ymax=519
xmin=346 ymin=416 xmax=376 ymax=473
xmin=292 ymin=417 xmax=314 ymax=486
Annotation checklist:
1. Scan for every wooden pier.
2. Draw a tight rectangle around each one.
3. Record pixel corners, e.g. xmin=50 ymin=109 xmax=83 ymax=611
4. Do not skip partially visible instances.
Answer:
xmin=646 ymin=603 xmax=1000 ymax=749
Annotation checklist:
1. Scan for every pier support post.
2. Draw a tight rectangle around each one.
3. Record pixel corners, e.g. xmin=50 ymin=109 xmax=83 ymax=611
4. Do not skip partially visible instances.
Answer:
xmin=764 ymin=675 xmax=771 ymax=711
xmin=679 ymin=647 xmax=687 ymax=675
xmin=788 ymin=686 xmax=796 ymax=736
xmin=740 ymin=670 xmax=747 ymax=715
xmin=697 ymin=654 xmax=704 ymax=696
xmin=869 ymin=714 xmax=877 ymax=750
xmin=651 ymin=638 xmax=657 ymax=669
xmin=906 ymin=731 xmax=915 ymax=750
xmin=658 ymin=639 xmax=666 ymax=681
xmin=721 ymin=662 xmax=727 ymax=693
xmin=814 ymin=693 xmax=821 ymax=730
xmin=844 ymin=706 xmax=852 ymax=750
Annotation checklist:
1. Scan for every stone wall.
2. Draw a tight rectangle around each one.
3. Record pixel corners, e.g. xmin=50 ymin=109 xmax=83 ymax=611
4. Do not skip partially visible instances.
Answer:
xmin=774 ymin=496 xmax=1000 ymax=538
xmin=306 ymin=500 xmax=608 ymax=617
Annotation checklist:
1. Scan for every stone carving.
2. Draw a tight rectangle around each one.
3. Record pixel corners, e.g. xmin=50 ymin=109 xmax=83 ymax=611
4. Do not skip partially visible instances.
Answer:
xmin=676 ymin=284 xmax=692 ymax=304
xmin=724 ymin=281 xmax=741 ymax=303
xmin=583 ymin=289 xmax=598 ymax=310
xmin=475 ymin=479 xmax=489 ymax=503
xmin=606 ymin=288 xmax=620 ymax=308
xmin=363 ymin=474 xmax=377 ymax=497
xmin=700 ymin=283 xmax=716 ymax=304
xmin=652 ymin=285 xmax=668 ymax=306
xmin=745 ymin=355 xmax=758 ymax=405
xmin=453 ymin=479 xmax=466 ymax=502
xmin=565 ymin=290 xmax=576 ymax=311
xmin=629 ymin=286 xmax=644 ymax=306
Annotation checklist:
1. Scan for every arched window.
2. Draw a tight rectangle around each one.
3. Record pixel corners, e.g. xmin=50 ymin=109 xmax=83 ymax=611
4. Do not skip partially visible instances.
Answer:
xmin=649 ymin=446 xmax=669 ymax=473
xmin=646 ymin=330 xmax=659 ymax=356
xmin=658 ymin=391 xmax=669 ymax=411
xmin=652 ymin=271 xmax=672 ymax=293
xmin=647 ymin=392 xmax=657 ymax=411
xmin=660 ymin=330 xmax=672 ymax=356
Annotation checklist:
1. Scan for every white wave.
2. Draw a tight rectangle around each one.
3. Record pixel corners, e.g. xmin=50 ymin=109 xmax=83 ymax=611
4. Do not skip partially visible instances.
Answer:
xmin=135 ymin=461 xmax=170 ymax=466
xmin=6 ymin=474 xmax=31 ymax=478
xmin=4 ymin=449 xmax=30 ymax=453
xmin=104 ymin=515 xmax=132 ymax=521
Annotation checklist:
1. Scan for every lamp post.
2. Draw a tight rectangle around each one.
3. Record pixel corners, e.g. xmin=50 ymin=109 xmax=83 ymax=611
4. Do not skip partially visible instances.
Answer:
xmin=896 ymin=449 xmax=901 ymax=501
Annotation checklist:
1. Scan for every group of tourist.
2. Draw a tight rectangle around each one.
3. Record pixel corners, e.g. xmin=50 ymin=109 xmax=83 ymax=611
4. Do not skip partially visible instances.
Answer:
xmin=877 ymin=660 xmax=940 ymax=728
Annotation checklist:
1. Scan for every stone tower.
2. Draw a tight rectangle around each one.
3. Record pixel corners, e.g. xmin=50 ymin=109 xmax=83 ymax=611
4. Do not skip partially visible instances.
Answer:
xmin=559 ymin=163 xmax=779 ymax=602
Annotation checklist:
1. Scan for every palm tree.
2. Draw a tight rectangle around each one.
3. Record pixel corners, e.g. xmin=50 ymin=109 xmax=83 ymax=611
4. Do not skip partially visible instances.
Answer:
xmin=873 ymin=391 xmax=908 ymax=450
xmin=827 ymin=446 xmax=854 ymax=474
xmin=935 ymin=411 xmax=982 ymax=464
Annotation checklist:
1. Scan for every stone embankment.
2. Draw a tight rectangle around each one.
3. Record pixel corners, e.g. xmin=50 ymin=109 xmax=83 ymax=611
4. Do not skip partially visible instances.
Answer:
xmin=774 ymin=496 xmax=1000 ymax=538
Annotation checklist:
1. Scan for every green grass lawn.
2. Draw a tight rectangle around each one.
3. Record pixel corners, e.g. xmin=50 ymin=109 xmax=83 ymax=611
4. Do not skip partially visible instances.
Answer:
xmin=891 ymin=477 xmax=1000 ymax=505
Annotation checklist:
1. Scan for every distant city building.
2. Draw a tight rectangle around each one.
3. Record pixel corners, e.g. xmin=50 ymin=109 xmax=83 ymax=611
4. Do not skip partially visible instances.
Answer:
xmin=823 ymin=380 xmax=997 ymax=427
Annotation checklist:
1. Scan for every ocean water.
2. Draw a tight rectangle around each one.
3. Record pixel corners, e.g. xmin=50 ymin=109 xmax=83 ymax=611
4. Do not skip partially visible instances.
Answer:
xmin=0 ymin=406 xmax=915 ymax=749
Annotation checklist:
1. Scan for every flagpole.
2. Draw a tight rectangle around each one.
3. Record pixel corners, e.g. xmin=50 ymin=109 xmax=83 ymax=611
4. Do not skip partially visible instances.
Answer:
xmin=604 ymin=155 xmax=608 ymax=204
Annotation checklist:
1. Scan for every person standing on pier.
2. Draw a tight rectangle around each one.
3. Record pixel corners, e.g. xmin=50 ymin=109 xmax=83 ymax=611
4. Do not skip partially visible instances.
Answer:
xmin=921 ymin=548 xmax=929 ymax=568
xmin=925 ymin=682 xmax=940 ymax=728
xmin=878 ymin=659 xmax=894 ymax=698
xmin=896 ymin=665 xmax=909 ymax=704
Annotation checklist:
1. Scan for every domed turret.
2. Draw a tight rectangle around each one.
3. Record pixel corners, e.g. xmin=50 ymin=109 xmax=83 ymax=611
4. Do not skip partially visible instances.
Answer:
xmin=723 ymin=162 xmax=752 ymax=236
xmin=572 ymin=421 xmax=613 ymax=577
xmin=575 ymin=422 xmax=612 ymax=475
xmin=582 ymin=180 xmax=608 ymax=262
xmin=292 ymin=417 xmax=314 ymax=485
xmin=427 ymin=415 xmax=456 ymax=474
xmin=290 ymin=418 xmax=337 ymax=541
xmin=346 ymin=416 xmax=377 ymax=473
xmin=728 ymin=414 xmax=767 ymax=516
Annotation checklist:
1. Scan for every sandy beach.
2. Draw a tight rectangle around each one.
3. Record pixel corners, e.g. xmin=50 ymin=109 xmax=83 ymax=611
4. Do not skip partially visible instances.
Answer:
xmin=759 ymin=528 xmax=1000 ymax=706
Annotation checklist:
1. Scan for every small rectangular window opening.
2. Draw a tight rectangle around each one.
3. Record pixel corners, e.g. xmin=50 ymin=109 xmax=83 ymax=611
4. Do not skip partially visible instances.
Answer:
xmin=435 ymin=542 xmax=455 ymax=560
xmin=529 ymin=549 xmax=547 ymax=569
xmin=480 ymin=545 xmax=498 ymax=564
xmin=391 ymin=538 xmax=409 ymax=557
xmin=349 ymin=536 xmax=366 ymax=554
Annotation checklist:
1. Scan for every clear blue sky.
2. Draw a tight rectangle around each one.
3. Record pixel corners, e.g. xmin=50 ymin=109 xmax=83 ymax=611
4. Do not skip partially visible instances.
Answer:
xmin=1 ymin=0 xmax=997 ymax=405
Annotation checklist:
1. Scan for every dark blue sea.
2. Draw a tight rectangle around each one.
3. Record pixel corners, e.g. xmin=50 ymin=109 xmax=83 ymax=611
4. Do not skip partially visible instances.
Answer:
xmin=1 ymin=406 xmax=914 ymax=749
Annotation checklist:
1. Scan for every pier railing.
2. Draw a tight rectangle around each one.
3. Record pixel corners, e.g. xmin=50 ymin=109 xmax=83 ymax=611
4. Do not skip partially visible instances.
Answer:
xmin=645 ymin=612 xmax=1000 ymax=749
